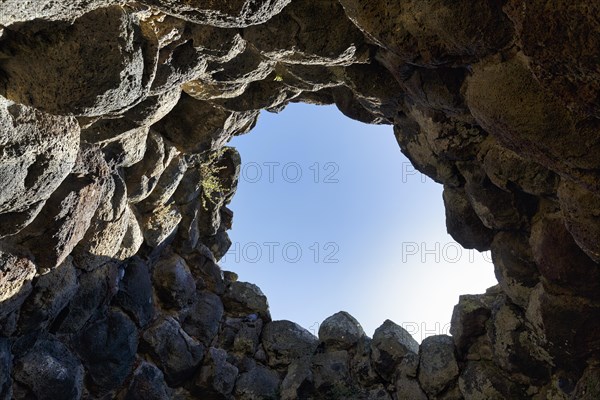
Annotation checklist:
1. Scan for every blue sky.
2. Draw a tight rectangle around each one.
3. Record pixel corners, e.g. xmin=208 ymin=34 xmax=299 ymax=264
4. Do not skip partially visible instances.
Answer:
xmin=221 ymin=103 xmax=496 ymax=342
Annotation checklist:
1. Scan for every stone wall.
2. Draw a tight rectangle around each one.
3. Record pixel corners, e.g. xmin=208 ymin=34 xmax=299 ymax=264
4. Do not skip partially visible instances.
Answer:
xmin=0 ymin=1 xmax=599 ymax=399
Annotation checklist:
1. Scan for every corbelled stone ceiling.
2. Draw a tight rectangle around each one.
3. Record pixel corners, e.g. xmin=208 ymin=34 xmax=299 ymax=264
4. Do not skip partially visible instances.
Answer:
xmin=0 ymin=0 xmax=599 ymax=399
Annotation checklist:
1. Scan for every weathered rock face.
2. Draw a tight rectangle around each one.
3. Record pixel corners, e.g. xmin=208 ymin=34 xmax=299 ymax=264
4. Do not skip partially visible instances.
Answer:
xmin=0 ymin=1 xmax=599 ymax=399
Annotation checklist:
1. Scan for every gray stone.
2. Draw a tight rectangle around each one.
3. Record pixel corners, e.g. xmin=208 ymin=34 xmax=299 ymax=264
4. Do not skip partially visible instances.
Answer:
xmin=149 ymin=39 xmax=207 ymax=96
xmin=142 ymin=316 xmax=205 ymax=385
xmin=483 ymin=142 xmax=559 ymax=197
xmin=359 ymin=385 xmax=393 ymax=400
xmin=125 ymin=361 xmax=174 ymax=400
xmin=75 ymin=310 xmax=138 ymax=395
xmin=124 ymin=87 xmax=182 ymax=126
xmin=203 ymin=229 xmax=234 ymax=262
xmin=140 ymin=0 xmax=291 ymax=28
xmin=97 ymin=125 xmax=149 ymax=168
xmin=458 ymin=361 xmax=528 ymax=400
xmin=72 ymin=172 xmax=129 ymax=270
xmin=464 ymin=56 xmax=579 ymax=187
xmin=0 ymin=202 xmax=45 ymax=239
xmin=245 ymin=0 xmax=367 ymax=65
xmin=115 ymin=207 xmax=144 ymax=260
xmin=17 ymin=257 xmax=78 ymax=333
xmin=525 ymin=283 xmax=600 ymax=372
xmin=397 ymin=352 xmax=420 ymax=378
xmin=58 ymin=262 xmax=119 ymax=333
xmin=490 ymin=232 xmax=539 ymax=310
xmin=217 ymin=316 xmax=263 ymax=356
xmin=138 ymin=155 xmax=188 ymax=213
xmin=530 ymin=212 xmax=600 ymax=299
xmin=223 ymin=281 xmax=271 ymax=321
xmin=350 ymin=337 xmax=380 ymax=387
xmin=0 ymin=251 xmax=36 ymax=321
xmin=152 ymin=252 xmax=196 ymax=309
xmin=184 ymin=247 xmax=226 ymax=295
xmin=15 ymin=147 xmax=108 ymax=270
xmin=193 ymin=347 xmax=238 ymax=398
xmin=338 ymin=0 xmax=513 ymax=66
xmin=558 ymin=179 xmax=600 ymax=263
xmin=210 ymin=75 xmax=297 ymax=112
xmin=464 ymin=177 xmax=524 ymax=231
xmin=0 ymin=338 xmax=11 ymax=400
xmin=156 ymin=93 xmax=259 ymax=153
xmin=13 ymin=337 xmax=84 ymax=400
xmin=142 ymin=202 xmax=182 ymax=248
xmin=396 ymin=377 xmax=427 ymax=400
xmin=0 ymin=0 xmax=121 ymax=25
xmin=234 ymin=365 xmax=280 ymax=400
xmin=262 ymin=320 xmax=318 ymax=368
xmin=181 ymin=290 xmax=224 ymax=345
xmin=443 ymin=186 xmax=494 ymax=251
xmin=115 ymin=257 xmax=155 ymax=328
xmin=1 ymin=7 xmax=151 ymax=116
xmin=504 ymin=2 xmax=600 ymax=118
xmin=572 ymin=364 xmax=600 ymax=400
xmin=187 ymin=24 xmax=246 ymax=64
xmin=203 ymin=41 xmax=270 ymax=85
xmin=280 ymin=357 xmax=313 ymax=400
xmin=125 ymin=131 xmax=174 ymax=204
xmin=233 ymin=317 xmax=263 ymax=355
xmin=488 ymin=301 xmax=551 ymax=383
xmin=450 ymin=294 xmax=492 ymax=357
xmin=418 ymin=335 xmax=459 ymax=397
xmin=319 ymin=311 xmax=366 ymax=350
xmin=370 ymin=319 xmax=419 ymax=382
xmin=312 ymin=351 xmax=352 ymax=393
xmin=0 ymin=97 xmax=79 ymax=220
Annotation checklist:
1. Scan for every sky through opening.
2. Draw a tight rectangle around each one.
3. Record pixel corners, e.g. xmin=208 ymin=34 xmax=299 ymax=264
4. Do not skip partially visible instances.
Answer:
xmin=221 ymin=103 xmax=497 ymax=343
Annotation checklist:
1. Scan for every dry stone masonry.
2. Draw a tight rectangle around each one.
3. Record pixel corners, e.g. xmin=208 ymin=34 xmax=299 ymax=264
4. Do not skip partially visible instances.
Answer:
xmin=0 ymin=0 xmax=599 ymax=399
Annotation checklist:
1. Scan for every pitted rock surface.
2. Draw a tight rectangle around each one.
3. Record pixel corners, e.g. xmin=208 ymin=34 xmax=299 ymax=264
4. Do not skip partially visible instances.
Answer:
xmin=0 ymin=1 xmax=599 ymax=399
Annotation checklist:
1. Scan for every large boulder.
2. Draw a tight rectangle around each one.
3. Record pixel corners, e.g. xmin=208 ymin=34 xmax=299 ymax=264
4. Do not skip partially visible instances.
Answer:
xmin=262 ymin=320 xmax=319 ymax=368
xmin=318 ymin=311 xmax=366 ymax=350
xmin=13 ymin=337 xmax=84 ymax=400
xmin=505 ymin=0 xmax=600 ymax=117
xmin=17 ymin=257 xmax=78 ymax=333
xmin=223 ymin=281 xmax=271 ymax=321
xmin=114 ymin=257 xmax=156 ymax=328
xmin=418 ymin=335 xmax=459 ymax=397
xmin=141 ymin=317 xmax=205 ymax=385
xmin=152 ymin=252 xmax=196 ymax=309
xmin=0 ymin=252 xmax=36 ymax=321
xmin=125 ymin=361 xmax=174 ymax=400
xmin=13 ymin=147 xmax=108 ymax=270
xmin=192 ymin=347 xmax=238 ymax=398
xmin=234 ymin=364 xmax=281 ymax=400
xmin=370 ymin=320 xmax=419 ymax=381
xmin=338 ymin=0 xmax=513 ymax=65
xmin=180 ymin=291 xmax=224 ymax=345
xmin=0 ymin=97 xmax=79 ymax=227
xmin=75 ymin=310 xmax=139 ymax=395
xmin=244 ymin=0 xmax=368 ymax=65
xmin=1 ymin=7 xmax=153 ymax=116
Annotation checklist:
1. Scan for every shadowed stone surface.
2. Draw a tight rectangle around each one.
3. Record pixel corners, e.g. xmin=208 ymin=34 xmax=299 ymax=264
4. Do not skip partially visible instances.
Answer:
xmin=13 ymin=337 xmax=84 ymax=400
xmin=0 ymin=1 xmax=599 ymax=398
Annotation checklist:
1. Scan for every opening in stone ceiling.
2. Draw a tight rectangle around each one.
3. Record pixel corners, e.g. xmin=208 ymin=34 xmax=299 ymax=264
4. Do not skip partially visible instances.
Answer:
xmin=221 ymin=103 xmax=496 ymax=342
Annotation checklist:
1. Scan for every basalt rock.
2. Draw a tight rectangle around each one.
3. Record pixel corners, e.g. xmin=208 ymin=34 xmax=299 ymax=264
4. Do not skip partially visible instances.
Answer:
xmin=13 ymin=336 xmax=84 ymax=400
xmin=0 ymin=1 xmax=599 ymax=399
